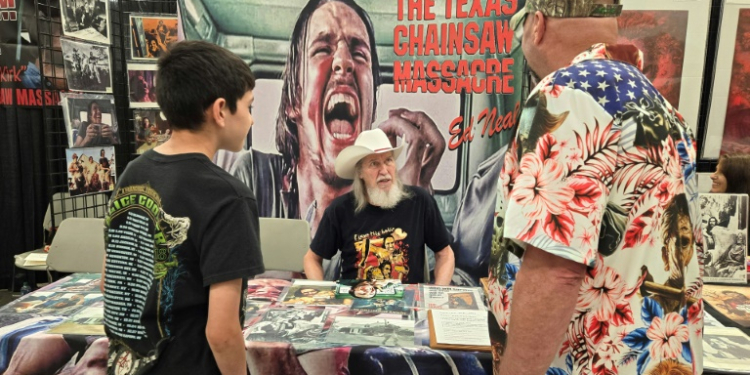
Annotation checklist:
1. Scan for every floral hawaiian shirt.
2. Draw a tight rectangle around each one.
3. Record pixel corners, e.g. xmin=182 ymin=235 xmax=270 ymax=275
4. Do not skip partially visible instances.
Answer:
xmin=489 ymin=44 xmax=703 ymax=375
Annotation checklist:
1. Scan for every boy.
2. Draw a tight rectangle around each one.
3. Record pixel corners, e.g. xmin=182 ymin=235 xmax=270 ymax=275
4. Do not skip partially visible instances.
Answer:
xmin=102 ymin=41 xmax=263 ymax=375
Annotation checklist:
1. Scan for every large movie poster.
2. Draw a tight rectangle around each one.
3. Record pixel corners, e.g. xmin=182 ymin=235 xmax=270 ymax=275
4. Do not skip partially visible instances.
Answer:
xmin=617 ymin=10 xmax=688 ymax=107
xmin=720 ymin=8 xmax=750 ymax=155
xmin=179 ymin=0 xmax=526 ymax=286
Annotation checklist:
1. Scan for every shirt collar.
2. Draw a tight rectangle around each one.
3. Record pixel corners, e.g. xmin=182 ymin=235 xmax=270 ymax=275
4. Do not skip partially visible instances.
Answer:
xmin=569 ymin=43 xmax=644 ymax=71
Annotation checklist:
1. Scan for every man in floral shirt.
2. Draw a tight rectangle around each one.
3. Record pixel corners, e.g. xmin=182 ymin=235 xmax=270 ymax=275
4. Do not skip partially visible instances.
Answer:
xmin=489 ymin=1 xmax=703 ymax=375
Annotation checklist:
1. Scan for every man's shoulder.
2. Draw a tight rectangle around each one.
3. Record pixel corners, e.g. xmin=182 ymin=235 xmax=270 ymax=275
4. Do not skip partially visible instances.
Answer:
xmin=330 ymin=191 xmax=355 ymax=208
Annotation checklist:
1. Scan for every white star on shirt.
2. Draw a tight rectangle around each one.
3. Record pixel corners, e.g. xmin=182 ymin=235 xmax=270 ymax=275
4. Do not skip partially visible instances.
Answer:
xmin=596 ymin=70 xmax=606 ymax=77
xmin=628 ymin=80 xmax=636 ymax=88
xmin=614 ymin=73 xmax=622 ymax=82
xmin=642 ymin=88 xmax=650 ymax=96
xmin=612 ymin=66 xmax=621 ymax=72
xmin=598 ymin=96 xmax=610 ymax=106
xmin=580 ymin=81 xmax=592 ymax=89
xmin=561 ymin=71 xmax=571 ymax=77
xmin=628 ymin=70 xmax=635 ymax=77
xmin=567 ymin=79 xmax=575 ymax=88
xmin=579 ymin=70 xmax=590 ymax=77
xmin=627 ymin=91 xmax=636 ymax=100
xmin=597 ymin=81 xmax=610 ymax=91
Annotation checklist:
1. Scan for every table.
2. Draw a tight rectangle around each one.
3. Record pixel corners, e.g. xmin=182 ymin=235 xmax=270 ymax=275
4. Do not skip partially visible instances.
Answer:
xmin=0 ymin=274 xmax=494 ymax=375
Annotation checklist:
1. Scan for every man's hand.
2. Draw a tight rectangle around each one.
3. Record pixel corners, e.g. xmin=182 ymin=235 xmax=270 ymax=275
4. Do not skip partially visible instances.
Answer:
xmin=84 ymin=124 xmax=99 ymax=143
xmin=100 ymin=124 xmax=114 ymax=140
xmin=378 ymin=109 xmax=445 ymax=192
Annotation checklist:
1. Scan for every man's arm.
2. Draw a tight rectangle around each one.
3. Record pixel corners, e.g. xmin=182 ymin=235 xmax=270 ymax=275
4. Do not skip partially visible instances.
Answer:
xmin=206 ymin=278 xmax=247 ymax=375
xmin=303 ymin=250 xmax=325 ymax=280
xmin=497 ymin=246 xmax=585 ymax=375
xmin=432 ymin=245 xmax=454 ymax=285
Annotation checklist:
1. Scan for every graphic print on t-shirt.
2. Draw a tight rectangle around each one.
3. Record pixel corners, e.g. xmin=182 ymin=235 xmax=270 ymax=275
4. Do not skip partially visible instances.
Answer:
xmin=104 ymin=184 xmax=190 ymax=374
xmin=354 ymin=227 xmax=409 ymax=281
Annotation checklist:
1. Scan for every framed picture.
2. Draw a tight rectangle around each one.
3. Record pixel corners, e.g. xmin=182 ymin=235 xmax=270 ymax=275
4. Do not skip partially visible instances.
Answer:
xmin=703 ymin=0 xmax=750 ymax=159
xmin=129 ymin=14 xmax=179 ymax=60
xmin=699 ymin=193 xmax=749 ymax=284
xmin=127 ymin=63 xmax=158 ymax=108
xmin=60 ymin=38 xmax=113 ymax=93
xmin=133 ymin=109 xmax=170 ymax=153
xmin=617 ymin=0 xmax=711 ymax=135
xmin=61 ymin=92 xmax=120 ymax=147
xmin=60 ymin=0 xmax=110 ymax=44
xmin=65 ymin=146 xmax=116 ymax=197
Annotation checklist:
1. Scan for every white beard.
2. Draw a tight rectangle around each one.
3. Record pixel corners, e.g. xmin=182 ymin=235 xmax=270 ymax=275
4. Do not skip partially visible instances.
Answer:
xmin=367 ymin=183 xmax=406 ymax=209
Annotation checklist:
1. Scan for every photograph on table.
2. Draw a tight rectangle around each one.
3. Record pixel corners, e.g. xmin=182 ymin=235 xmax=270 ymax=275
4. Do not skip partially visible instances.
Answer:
xmin=704 ymin=0 xmax=750 ymax=158
xmin=61 ymin=92 xmax=119 ymax=147
xmin=244 ymin=307 xmax=328 ymax=345
xmin=610 ymin=0 xmax=711 ymax=135
xmin=325 ymin=316 xmax=415 ymax=348
xmin=703 ymin=326 xmax=750 ymax=372
xmin=282 ymin=281 xmax=351 ymax=306
xmin=246 ymin=279 xmax=290 ymax=301
xmin=60 ymin=38 xmax=112 ymax=93
xmin=335 ymin=279 xmax=404 ymax=299
xmin=65 ymin=146 xmax=116 ymax=197
xmin=702 ymin=284 xmax=750 ymax=328
xmin=130 ymin=14 xmax=179 ymax=60
xmin=134 ymin=109 xmax=170 ymax=153
xmin=420 ymin=285 xmax=485 ymax=310
xmin=61 ymin=0 xmax=110 ymax=44
xmin=699 ymin=193 xmax=749 ymax=283
xmin=127 ymin=63 xmax=158 ymax=107
xmin=46 ymin=306 xmax=104 ymax=335
xmin=244 ymin=300 xmax=271 ymax=323
xmin=0 ymin=292 xmax=103 ymax=316
xmin=43 ymin=276 xmax=101 ymax=294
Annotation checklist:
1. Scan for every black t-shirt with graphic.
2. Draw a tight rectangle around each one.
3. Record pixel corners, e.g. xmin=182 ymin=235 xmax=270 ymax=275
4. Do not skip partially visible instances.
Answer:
xmin=103 ymin=150 xmax=264 ymax=375
xmin=310 ymin=186 xmax=452 ymax=284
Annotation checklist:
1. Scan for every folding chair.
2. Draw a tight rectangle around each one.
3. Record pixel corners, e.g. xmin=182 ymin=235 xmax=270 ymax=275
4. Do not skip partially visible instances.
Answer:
xmin=258 ymin=218 xmax=310 ymax=272
xmin=46 ymin=217 xmax=106 ymax=281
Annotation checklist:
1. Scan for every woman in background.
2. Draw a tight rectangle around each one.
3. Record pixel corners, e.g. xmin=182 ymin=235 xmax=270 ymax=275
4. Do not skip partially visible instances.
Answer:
xmin=710 ymin=153 xmax=750 ymax=194
xmin=710 ymin=153 xmax=750 ymax=281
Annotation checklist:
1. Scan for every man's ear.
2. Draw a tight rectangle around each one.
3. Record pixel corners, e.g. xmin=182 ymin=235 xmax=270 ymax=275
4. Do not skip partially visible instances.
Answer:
xmin=210 ymin=98 xmax=228 ymax=128
xmin=532 ymin=11 xmax=546 ymax=46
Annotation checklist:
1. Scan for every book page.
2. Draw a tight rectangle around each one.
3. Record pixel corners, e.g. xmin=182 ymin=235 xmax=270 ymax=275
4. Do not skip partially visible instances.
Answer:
xmin=431 ymin=309 xmax=490 ymax=346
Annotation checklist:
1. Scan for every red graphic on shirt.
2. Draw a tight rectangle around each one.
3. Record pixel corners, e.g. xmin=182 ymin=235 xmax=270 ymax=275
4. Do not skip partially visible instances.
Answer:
xmin=354 ymin=228 xmax=409 ymax=281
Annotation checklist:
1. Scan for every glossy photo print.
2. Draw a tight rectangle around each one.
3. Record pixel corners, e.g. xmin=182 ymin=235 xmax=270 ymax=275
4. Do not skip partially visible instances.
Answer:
xmin=129 ymin=15 xmax=179 ymax=60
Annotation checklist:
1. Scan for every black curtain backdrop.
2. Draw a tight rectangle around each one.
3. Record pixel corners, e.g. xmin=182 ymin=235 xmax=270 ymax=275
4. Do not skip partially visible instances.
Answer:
xmin=0 ymin=106 xmax=50 ymax=291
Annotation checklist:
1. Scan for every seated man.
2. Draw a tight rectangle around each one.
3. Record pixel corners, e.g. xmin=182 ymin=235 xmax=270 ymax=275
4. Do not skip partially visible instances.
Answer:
xmin=303 ymin=129 xmax=454 ymax=285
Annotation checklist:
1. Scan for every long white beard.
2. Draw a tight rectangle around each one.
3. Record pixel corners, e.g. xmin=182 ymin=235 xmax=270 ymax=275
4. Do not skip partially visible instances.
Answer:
xmin=367 ymin=183 xmax=406 ymax=209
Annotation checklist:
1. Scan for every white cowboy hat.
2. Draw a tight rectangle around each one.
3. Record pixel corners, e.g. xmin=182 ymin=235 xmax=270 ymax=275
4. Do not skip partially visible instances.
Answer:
xmin=335 ymin=129 xmax=404 ymax=180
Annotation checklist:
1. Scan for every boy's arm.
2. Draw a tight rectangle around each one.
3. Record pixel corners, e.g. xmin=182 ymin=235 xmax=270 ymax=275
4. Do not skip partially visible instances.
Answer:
xmin=206 ymin=278 xmax=246 ymax=375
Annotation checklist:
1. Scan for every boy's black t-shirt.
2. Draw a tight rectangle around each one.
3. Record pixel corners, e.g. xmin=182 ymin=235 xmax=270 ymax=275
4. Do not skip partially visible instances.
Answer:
xmin=310 ymin=186 xmax=452 ymax=283
xmin=103 ymin=150 xmax=264 ymax=375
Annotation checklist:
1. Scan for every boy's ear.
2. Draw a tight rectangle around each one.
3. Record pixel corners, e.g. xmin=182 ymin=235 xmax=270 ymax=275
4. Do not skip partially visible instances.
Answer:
xmin=209 ymin=98 xmax=228 ymax=128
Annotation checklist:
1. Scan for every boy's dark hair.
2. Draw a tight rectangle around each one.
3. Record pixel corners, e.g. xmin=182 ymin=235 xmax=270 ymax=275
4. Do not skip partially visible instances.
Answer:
xmin=156 ymin=40 xmax=256 ymax=131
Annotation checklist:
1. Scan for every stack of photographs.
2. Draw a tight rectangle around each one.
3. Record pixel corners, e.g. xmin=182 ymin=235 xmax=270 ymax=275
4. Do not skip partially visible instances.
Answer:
xmin=703 ymin=326 xmax=750 ymax=374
